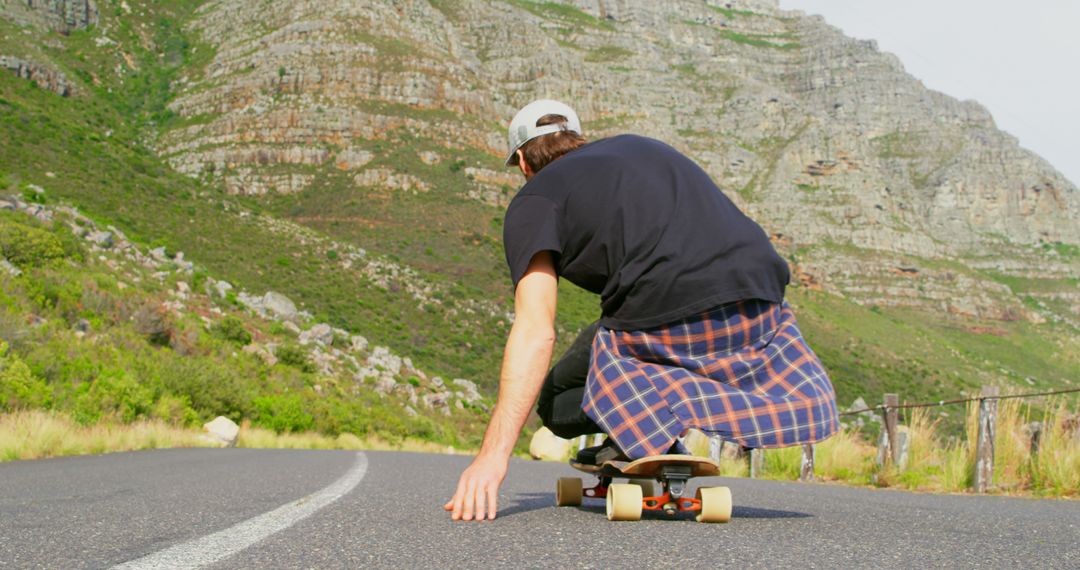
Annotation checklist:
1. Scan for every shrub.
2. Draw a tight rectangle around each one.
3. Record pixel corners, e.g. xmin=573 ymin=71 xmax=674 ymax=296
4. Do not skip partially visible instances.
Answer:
xmin=155 ymin=357 xmax=254 ymax=421
xmin=212 ymin=316 xmax=252 ymax=345
xmin=253 ymin=393 xmax=314 ymax=433
xmin=0 ymin=215 xmax=65 ymax=268
xmin=132 ymin=303 xmax=172 ymax=346
xmin=73 ymin=368 xmax=154 ymax=424
xmin=0 ymin=341 xmax=51 ymax=411
xmin=150 ymin=393 xmax=200 ymax=426
xmin=21 ymin=184 xmax=46 ymax=204
xmin=23 ymin=271 xmax=84 ymax=317
xmin=276 ymin=343 xmax=314 ymax=372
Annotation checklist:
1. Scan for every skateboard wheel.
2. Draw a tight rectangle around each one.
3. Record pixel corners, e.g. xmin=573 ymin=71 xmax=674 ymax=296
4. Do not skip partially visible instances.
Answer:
xmin=606 ymin=483 xmax=643 ymax=521
xmin=695 ymin=486 xmax=732 ymax=523
xmin=627 ymin=478 xmax=655 ymax=497
xmin=556 ymin=477 xmax=583 ymax=506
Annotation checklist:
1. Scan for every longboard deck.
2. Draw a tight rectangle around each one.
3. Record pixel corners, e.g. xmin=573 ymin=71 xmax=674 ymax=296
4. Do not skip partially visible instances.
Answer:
xmin=570 ymin=454 xmax=720 ymax=478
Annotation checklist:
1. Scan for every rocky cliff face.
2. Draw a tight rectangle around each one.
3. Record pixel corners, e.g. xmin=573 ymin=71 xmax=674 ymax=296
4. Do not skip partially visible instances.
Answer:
xmin=0 ymin=0 xmax=96 ymax=95
xmin=0 ymin=0 xmax=97 ymax=33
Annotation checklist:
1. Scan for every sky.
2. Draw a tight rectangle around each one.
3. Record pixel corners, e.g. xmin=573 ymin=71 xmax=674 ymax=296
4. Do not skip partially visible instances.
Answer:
xmin=777 ymin=0 xmax=1080 ymax=187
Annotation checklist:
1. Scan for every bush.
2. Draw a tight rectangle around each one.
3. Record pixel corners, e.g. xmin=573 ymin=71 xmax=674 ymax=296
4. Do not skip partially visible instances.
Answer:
xmin=0 ymin=341 xmax=51 ymax=411
xmin=23 ymin=270 xmax=83 ymax=317
xmin=150 ymin=393 xmax=200 ymax=426
xmin=276 ymin=343 xmax=314 ymax=372
xmin=21 ymin=185 xmax=46 ymax=204
xmin=253 ymin=393 xmax=314 ymax=432
xmin=212 ymin=316 xmax=252 ymax=345
xmin=155 ymin=357 xmax=254 ymax=421
xmin=72 ymin=368 xmax=154 ymax=424
xmin=132 ymin=303 xmax=172 ymax=346
xmin=0 ymin=215 xmax=65 ymax=268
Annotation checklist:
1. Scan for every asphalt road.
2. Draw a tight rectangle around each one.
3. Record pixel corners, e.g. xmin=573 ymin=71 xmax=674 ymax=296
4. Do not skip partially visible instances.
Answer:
xmin=1 ymin=449 xmax=1077 ymax=569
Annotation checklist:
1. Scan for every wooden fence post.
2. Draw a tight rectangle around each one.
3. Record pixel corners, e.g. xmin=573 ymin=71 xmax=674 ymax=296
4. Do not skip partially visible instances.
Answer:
xmin=1029 ymin=422 xmax=1043 ymax=456
xmin=974 ymin=386 xmax=1000 ymax=493
xmin=749 ymin=448 xmax=764 ymax=478
xmin=800 ymin=444 xmax=815 ymax=482
xmin=883 ymin=393 xmax=900 ymax=465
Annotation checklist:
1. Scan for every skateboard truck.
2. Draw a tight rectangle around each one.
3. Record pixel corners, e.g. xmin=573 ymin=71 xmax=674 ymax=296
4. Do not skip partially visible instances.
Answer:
xmin=655 ymin=465 xmax=692 ymax=516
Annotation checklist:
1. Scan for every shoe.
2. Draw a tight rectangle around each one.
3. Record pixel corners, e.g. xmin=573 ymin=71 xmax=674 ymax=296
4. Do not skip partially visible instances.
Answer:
xmin=575 ymin=437 xmax=629 ymax=465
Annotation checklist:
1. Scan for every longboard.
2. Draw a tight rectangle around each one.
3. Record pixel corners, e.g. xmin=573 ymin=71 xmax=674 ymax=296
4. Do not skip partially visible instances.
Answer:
xmin=557 ymin=454 xmax=732 ymax=523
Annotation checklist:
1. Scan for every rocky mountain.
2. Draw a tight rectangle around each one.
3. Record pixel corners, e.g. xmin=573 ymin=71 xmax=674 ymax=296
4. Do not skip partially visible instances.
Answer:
xmin=1 ymin=0 xmax=1077 ymax=419
xmin=148 ymin=0 xmax=1079 ymax=324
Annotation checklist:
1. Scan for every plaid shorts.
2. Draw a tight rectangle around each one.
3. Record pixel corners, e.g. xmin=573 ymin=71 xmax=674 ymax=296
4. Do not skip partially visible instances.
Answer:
xmin=582 ymin=300 xmax=838 ymax=459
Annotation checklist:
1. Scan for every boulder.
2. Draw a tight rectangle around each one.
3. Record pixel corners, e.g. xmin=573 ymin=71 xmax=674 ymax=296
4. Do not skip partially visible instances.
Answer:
xmin=202 ymin=416 xmax=240 ymax=447
xmin=214 ymin=280 xmax=234 ymax=298
xmin=451 ymin=378 xmax=482 ymax=404
xmin=1 ymin=259 xmax=21 ymax=277
xmin=394 ymin=383 xmax=419 ymax=406
xmin=73 ymin=319 xmax=91 ymax=333
xmin=262 ymin=291 xmax=298 ymax=321
xmin=311 ymin=349 xmax=336 ymax=375
xmin=87 ymin=231 xmax=113 ymax=248
xmin=422 ymin=391 xmax=452 ymax=416
xmin=350 ymin=334 xmax=368 ymax=352
xmin=368 ymin=346 xmax=402 ymax=375
xmin=529 ymin=427 xmax=572 ymax=461
xmin=374 ymin=376 xmax=397 ymax=396
xmin=299 ymin=323 xmax=334 ymax=346
xmin=243 ymin=344 xmax=278 ymax=366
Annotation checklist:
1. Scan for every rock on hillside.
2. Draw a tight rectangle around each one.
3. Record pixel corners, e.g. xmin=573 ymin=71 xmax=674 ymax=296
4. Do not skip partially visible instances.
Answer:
xmin=151 ymin=0 xmax=1078 ymax=323
xmin=0 ymin=0 xmax=98 ymax=33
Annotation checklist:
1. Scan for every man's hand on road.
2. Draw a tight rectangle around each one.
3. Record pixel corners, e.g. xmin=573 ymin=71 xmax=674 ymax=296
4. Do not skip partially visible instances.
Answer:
xmin=443 ymin=454 xmax=508 ymax=521
xmin=444 ymin=252 xmax=557 ymax=522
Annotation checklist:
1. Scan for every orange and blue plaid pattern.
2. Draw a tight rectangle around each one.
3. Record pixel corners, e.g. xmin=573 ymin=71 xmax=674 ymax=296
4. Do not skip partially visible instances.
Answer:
xmin=582 ymin=300 xmax=838 ymax=460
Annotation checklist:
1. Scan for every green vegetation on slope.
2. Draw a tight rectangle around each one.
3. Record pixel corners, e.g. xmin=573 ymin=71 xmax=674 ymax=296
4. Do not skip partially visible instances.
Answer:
xmin=0 ymin=207 xmax=479 ymax=446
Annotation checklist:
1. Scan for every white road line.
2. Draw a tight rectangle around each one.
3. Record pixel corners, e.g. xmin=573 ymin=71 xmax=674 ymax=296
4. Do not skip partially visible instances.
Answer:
xmin=113 ymin=452 xmax=368 ymax=570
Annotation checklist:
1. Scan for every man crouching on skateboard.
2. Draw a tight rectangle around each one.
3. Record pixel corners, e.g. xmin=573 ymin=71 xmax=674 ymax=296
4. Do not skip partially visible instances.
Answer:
xmin=445 ymin=100 xmax=839 ymax=521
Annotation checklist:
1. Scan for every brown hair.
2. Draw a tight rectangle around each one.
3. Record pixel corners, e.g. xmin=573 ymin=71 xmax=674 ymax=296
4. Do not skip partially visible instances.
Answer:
xmin=519 ymin=114 xmax=587 ymax=173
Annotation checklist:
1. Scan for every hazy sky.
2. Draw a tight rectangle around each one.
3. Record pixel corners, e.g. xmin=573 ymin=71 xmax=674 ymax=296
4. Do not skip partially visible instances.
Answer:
xmin=777 ymin=0 xmax=1080 ymax=186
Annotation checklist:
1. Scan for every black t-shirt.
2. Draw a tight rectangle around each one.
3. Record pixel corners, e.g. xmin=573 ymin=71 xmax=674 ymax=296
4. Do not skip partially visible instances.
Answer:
xmin=503 ymin=134 xmax=790 ymax=330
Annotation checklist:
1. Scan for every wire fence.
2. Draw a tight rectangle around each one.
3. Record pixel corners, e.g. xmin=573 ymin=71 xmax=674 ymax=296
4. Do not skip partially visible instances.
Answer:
xmin=838 ymin=386 xmax=1080 ymax=417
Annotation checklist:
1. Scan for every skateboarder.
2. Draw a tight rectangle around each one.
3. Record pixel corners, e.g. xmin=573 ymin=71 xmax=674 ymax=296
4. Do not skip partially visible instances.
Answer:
xmin=445 ymin=99 xmax=838 ymax=521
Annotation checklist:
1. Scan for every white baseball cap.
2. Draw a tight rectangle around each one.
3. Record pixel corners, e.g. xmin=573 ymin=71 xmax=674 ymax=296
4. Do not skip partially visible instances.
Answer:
xmin=505 ymin=99 xmax=582 ymax=166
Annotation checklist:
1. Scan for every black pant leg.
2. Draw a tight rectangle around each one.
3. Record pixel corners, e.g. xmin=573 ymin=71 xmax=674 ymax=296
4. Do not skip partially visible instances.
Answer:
xmin=536 ymin=321 xmax=603 ymax=439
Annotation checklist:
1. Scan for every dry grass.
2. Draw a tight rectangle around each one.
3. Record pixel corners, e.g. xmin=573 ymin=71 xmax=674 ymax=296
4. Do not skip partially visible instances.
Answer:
xmin=236 ymin=421 xmax=468 ymax=454
xmin=1029 ymin=404 xmax=1080 ymax=497
xmin=814 ymin=429 xmax=875 ymax=484
xmin=740 ymin=397 xmax=1079 ymax=498
xmin=0 ymin=410 xmax=211 ymax=461
xmin=0 ymin=411 xmax=472 ymax=463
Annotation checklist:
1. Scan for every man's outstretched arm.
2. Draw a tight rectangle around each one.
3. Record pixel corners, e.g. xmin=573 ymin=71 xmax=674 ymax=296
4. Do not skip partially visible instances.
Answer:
xmin=443 ymin=251 xmax=558 ymax=521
